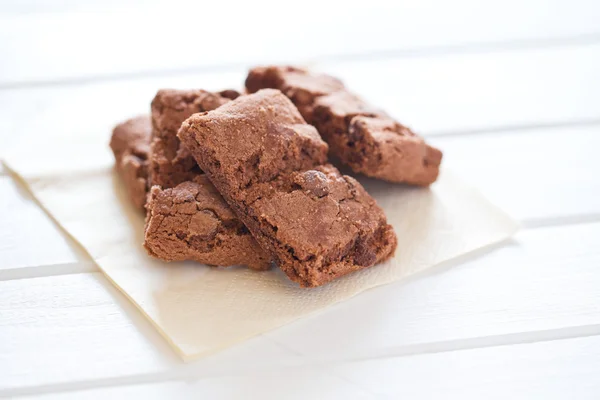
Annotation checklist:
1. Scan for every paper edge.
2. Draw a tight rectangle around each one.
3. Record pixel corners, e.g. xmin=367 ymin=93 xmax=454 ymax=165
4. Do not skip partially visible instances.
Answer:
xmin=2 ymin=160 xmax=193 ymax=360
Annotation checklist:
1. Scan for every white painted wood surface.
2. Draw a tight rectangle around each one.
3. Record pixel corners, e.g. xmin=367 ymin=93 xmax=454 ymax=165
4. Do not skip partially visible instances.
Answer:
xmin=1 ymin=0 xmax=599 ymax=398
xmin=431 ymin=125 xmax=600 ymax=224
xmin=1 ymin=0 xmax=599 ymax=86
xmin=1 ymin=44 xmax=599 ymax=154
xmin=326 ymin=43 xmax=600 ymax=134
xmin=2 ymin=224 xmax=599 ymax=395
xmin=18 ymin=335 xmax=600 ymax=400
xmin=0 ymin=176 xmax=85 ymax=276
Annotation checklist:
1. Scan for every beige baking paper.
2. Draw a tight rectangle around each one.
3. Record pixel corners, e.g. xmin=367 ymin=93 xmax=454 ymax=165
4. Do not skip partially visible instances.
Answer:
xmin=3 ymin=150 xmax=517 ymax=361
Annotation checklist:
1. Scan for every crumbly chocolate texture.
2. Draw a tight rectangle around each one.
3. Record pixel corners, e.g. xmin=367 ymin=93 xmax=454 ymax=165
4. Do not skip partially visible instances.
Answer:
xmin=245 ymin=66 xmax=442 ymax=186
xmin=149 ymin=89 xmax=240 ymax=188
xmin=178 ymin=89 xmax=397 ymax=287
xmin=109 ymin=115 xmax=152 ymax=209
xmin=144 ymin=175 xmax=271 ymax=270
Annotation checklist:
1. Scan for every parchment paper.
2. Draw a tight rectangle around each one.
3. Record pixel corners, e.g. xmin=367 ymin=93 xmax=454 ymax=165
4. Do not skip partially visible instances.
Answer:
xmin=3 ymin=143 xmax=517 ymax=360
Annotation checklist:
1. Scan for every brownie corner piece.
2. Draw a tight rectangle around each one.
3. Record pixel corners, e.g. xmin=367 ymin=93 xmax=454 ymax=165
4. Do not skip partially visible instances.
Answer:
xmin=148 ymin=88 xmax=235 ymax=189
xmin=251 ymin=165 xmax=397 ymax=287
xmin=246 ymin=66 xmax=344 ymax=95
xmin=245 ymin=66 xmax=345 ymax=120
xmin=143 ymin=175 xmax=271 ymax=271
xmin=150 ymin=89 xmax=232 ymax=137
xmin=312 ymin=93 xmax=442 ymax=186
xmin=347 ymin=116 xmax=443 ymax=185
xmin=177 ymin=89 xmax=329 ymax=193
xmin=109 ymin=115 xmax=152 ymax=209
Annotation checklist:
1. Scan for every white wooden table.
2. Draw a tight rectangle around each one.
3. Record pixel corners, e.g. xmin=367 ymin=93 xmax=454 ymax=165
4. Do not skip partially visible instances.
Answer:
xmin=1 ymin=1 xmax=599 ymax=398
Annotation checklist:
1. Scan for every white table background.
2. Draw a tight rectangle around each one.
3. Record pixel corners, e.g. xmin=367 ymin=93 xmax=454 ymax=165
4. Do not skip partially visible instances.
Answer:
xmin=1 ymin=1 xmax=599 ymax=398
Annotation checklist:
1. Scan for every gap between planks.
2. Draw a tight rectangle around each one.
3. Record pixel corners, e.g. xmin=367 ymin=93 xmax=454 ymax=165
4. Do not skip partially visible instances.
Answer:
xmin=1 ymin=32 xmax=599 ymax=91
xmin=0 ymin=260 xmax=97 ymax=282
xmin=426 ymin=117 xmax=600 ymax=138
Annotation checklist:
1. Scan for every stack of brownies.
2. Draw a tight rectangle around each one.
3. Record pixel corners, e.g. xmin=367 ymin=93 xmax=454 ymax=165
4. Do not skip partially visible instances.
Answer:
xmin=109 ymin=66 xmax=442 ymax=288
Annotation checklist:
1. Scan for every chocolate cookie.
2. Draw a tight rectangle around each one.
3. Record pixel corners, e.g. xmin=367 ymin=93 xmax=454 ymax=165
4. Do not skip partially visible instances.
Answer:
xmin=245 ymin=66 xmax=442 ymax=186
xmin=178 ymin=89 xmax=397 ymax=287
xmin=109 ymin=115 xmax=152 ymax=209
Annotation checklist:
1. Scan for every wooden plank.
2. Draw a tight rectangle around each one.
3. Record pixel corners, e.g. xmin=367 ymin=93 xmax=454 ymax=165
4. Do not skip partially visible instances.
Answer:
xmin=0 ymin=272 xmax=302 ymax=394
xmin=0 ymin=0 xmax=599 ymax=85
xmin=320 ymin=43 xmax=600 ymax=135
xmin=431 ymin=124 xmax=600 ymax=224
xmin=13 ymin=370 xmax=372 ymax=400
xmin=0 ymin=175 xmax=85 ymax=275
xmin=330 ymin=335 xmax=600 ymax=399
xmin=14 ymin=336 xmax=600 ymax=399
xmin=1 ymin=223 xmax=599 ymax=394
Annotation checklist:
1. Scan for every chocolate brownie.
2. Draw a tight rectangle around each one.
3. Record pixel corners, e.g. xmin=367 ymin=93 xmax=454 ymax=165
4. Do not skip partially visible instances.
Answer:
xmin=245 ymin=66 xmax=442 ymax=186
xmin=144 ymin=175 xmax=271 ymax=270
xmin=109 ymin=113 xmax=271 ymax=270
xmin=178 ymin=89 xmax=397 ymax=287
xmin=109 ymin=115 xmax=152 ymax=209
xmin=149 ymin=89 xmax=240 ymax=188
